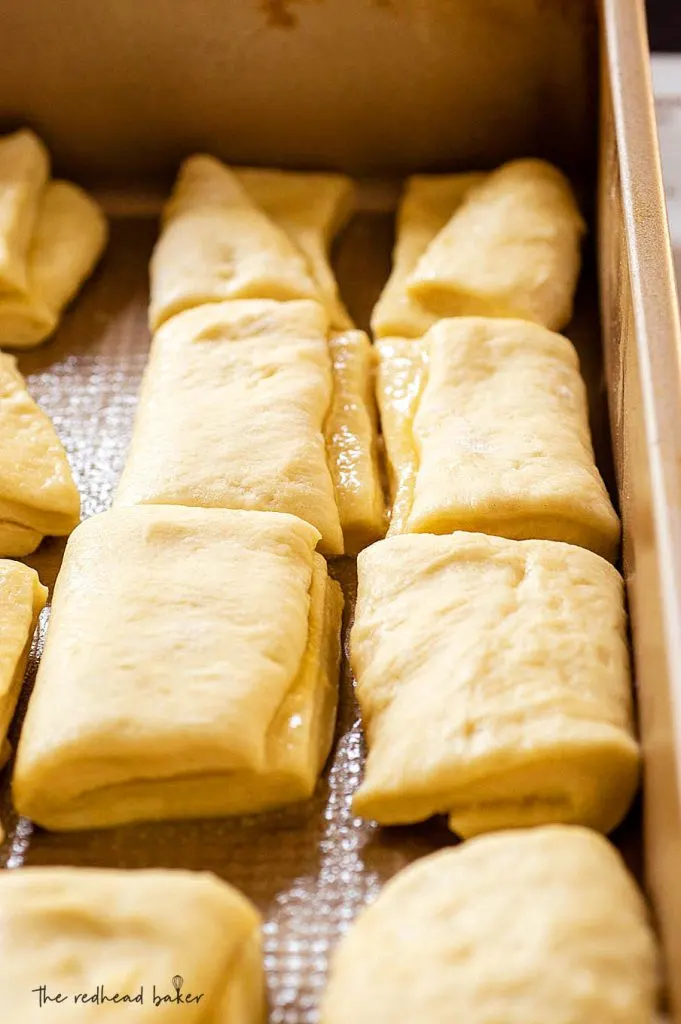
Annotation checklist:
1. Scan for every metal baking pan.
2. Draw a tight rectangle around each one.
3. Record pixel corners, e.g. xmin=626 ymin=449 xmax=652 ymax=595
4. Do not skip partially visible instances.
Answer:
xmin=1 ymin=0 xmax=680 ymax=1019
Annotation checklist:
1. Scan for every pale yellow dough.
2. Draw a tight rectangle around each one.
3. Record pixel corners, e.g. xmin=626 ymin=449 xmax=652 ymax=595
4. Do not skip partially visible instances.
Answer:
xmin=116 ymin=299 xmax=344 ymax=555
xmin=0 ymin=352 xmax=80 ymax=556
xmin=236 ymin=166 xmax=354 ymax=329
xmin=0 ymin=559 xmax=46 ymax=760
xmin=13 ymin=505 xmax=343 ymax=830
xmin=407 ymin=159 xmax=585 ymax=330
xmin=321 ymin=827 xmax=658 ymax=1024
xmin=0 ymin=180 xmax=108 ymax=348
xmin=0 ymin=129 xmax=50 ymax=293
xmin=149 ymin=154 xmax=318 ymax=330
xmin=371 ymin=171 xmax=485 ymax=339
xmin=377 ymin=317 xmax=620 ymax=560
xmin=351 ymin=532 xmax=638 ymax=835
xmin=0 ymin=867 xmax=265 ymax=1023
xmin=325 ymin=331 xmax=386 ymax=554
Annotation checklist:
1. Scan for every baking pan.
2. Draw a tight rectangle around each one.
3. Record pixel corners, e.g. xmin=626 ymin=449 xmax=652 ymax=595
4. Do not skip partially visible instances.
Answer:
xmin=0 ymin=0 xmax=679 ymax=1020
xmin=599 ymin=0 xmax=681 ymax=1012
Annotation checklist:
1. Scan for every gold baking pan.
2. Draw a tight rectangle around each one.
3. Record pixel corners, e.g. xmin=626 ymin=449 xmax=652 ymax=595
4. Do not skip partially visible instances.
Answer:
xmin=0 ymin=0 xmax=679 ymax=1019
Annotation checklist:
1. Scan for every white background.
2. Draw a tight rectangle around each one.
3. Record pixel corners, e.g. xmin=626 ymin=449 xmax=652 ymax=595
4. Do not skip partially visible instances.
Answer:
xmin=652 ymin=53 xmax=681 ymax=287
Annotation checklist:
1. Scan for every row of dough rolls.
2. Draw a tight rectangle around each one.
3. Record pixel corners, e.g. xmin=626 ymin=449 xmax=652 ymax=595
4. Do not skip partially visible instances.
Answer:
xmin=0 ymin=128 xmax=107 ymax=556
xmin=0 ymin=827 xmax=657 ymax=1023
xmin=321 ymin=160 xmax=653 ymax=1020
xmin=321 ymin=157 xmax=650 ymax=1017
xmin=132 ymin=154 xmax=385 ymax=555
xmin=348 ymin=159 xmax=634 ymax=837
xmin=1 ymin=154 xmax=653 ymax=1023
xmin=2 ymin=155 xmax=365 ymax=1018
xmin=373 ymin=159 xmax=618 ymax=558
xmin=11 ymin=156 xmax=387 ymax=830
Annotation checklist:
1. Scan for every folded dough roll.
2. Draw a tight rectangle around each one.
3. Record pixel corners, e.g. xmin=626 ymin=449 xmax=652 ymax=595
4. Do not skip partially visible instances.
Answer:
xmin=149 ymin=154 xmax=318 ymax=330
xmin=0 ymin=129 xmax=50 ymax=293
xmin=0 ymin=560 xmax=46 ymax=759
xmin=13 ymin=505 xmax=343 ymax=829
xmin=236 ymin=166 xmax=354 ymax=329
xmin=321 ymin=827 xmax=658 ymax=1024
xmin=235 ymin=173 xmax=384 ymax=547
xmin=325 ymin=331 xmax=386 ymax=554
xmin=371 ymin=172 xmax=485 ymax=339
xmin=351 ymin=532 xmax=638 ymax=836
xmin=0 ymin=352 xmax=80 ymax=556
xmin=407 ymin=159 xmax=585 ymax=331
xmin=0 ymin=180 xmax=108 ymax=348
xmin=116 ymin=299 xmax=344 ymax=555
xmin=377 ymin=317 xmax=619 ymax=560
xmin=0 ymin=867 xmax=265 ymax=1023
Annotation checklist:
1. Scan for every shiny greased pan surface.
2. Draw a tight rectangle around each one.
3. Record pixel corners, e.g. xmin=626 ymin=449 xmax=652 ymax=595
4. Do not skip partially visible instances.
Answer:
xmin=1 ymin=0 xmax=681 ymax=1020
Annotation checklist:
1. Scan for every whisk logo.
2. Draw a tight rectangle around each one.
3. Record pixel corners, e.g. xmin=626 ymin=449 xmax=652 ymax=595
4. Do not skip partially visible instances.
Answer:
xmin=153 ymin=975 xmax=205 ymax=1007
xmin=32 ymin=975 xmax=205 ymax=1008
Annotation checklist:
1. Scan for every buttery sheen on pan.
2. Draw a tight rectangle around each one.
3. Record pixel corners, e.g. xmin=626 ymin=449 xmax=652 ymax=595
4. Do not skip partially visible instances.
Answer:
xmin=351 ymin=532 xmax=638 ymax=836
xmin=321 ymin=827 xmax=658 ymax=1024
xmin=377 ymin=317 xmax=619 ymax=560
xmin=13 ymin=505 xmax=343 ymax=830
xmin=116 ymin=299 xmax=344 ymax=555
xmin=0 ymin=868 xmax=265 ymax=1023
xmin=0 ymin=352 xmax=80 ymax=556
xmin=406 ymin=158 xmax=585 ymax=331
xmin=324 ymin=330 xmax=386 ymax=553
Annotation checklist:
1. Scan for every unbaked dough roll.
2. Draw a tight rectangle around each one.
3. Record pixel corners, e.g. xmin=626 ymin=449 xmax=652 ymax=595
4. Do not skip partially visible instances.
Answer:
xmin=0 ymin=180 xmax=108 ymax=348
xmin=321 ymin=827 xmax=658 ymax=1024
xmin=234 ymin=172 xmax=385 ymax=551
xmin=0 ymin=129 xmax=50 ymax=293
xmin=0 ymin=867 xmax=265 ymax=1023
xmin=407 ymin=159 xmax=585 ymax=330
xmin=236 ymin=166 xmax=354 ymax=329
xmin=116 ymin=299 xmax=344 ymax=555
xmin=0 ymin=560 xmax=46 ymax=760
xmin=377 ymin=317 xmax=619 ymax=561
xmin=13 ymin=505 xmax=343 ymax=830
xmin=0 ymin=352 xmax=80 ymax=556
xmin=371 ymin=172 xmax=485 ymax=339
xmin=325 ymin=330 xmax=386 ymax=554
xmin=149 ymin=154 xmax=318 ymax=330
xmin=351 ymin=532 xmax=638 ymax=836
